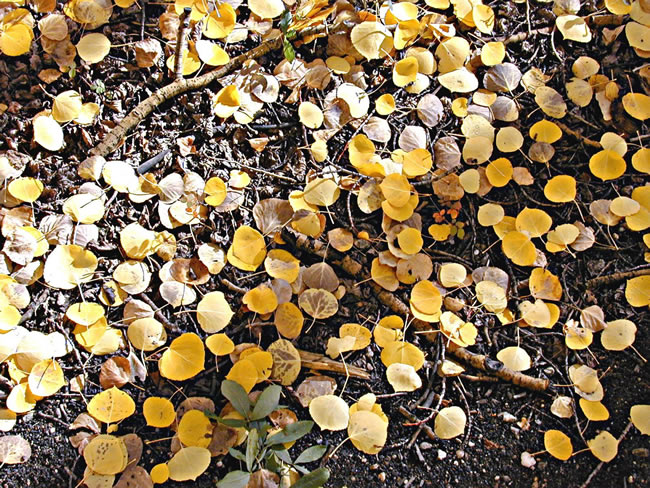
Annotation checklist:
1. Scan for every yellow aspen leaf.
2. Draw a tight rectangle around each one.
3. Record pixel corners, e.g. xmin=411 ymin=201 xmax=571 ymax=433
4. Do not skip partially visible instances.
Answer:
xmin=556 ymin=15 xmax=592 ymax=43
xmin=438 ymin=263 xmax=467 ymax=288
xmin=248 ymin=0 xmax=284 ymax=19
xmin=579 ymin=400 xmax=609 ymax=421
xmin=298 ymin=101 xmax=323 ymax=129
xmin=195 ymin=40 xmax=229 ymax=66
xmin=27 ymin=359 xmax=65 ymax=397
xmin=380 ymin=341 xmax=424 ymax=371
xmin=625 ymin=275 xmax=650 ymax=307
xmin=245 ymin=350 xmax=273 ymax=382
xmin=397 ymin=227 xmax=423 ymax=255
xmin=205 ymin=333 xmax=235 ymax=356
xmin=502 ymin=231 xmax=536 ymax=266
xmin=298 ymin=288 xmax=338 ymax=319
xmin=486 ymin=157 xmax=513 ymax=187
xmin=544 ymin=175 xmax=576 ymax=203
xmin=264 ymin=249 xmax=300 ymax=283
xmin=393 ymin=56 xmax=418 ymax=87
xmin=386 ymin=363 xmax=421 ymax=392
xmin=339 ymin=323 xmax=371 ymax=350
xmin=373 ymin=325 xmax=402 ymax=348
xmin=127 ymin=318 xmax=166 ymax=351
xmin=178 ymin=410 xmax=212 ymax=448
xmin=309 ymin=394 xmax=349 ymax=431
xmin=587 ymin=431 xmax=618 ymax=462
xmin=77 ymin=33 xmax=111 ymax=63
xmin=303 ymin=178 xmax=340 ymax=207
xmin=410 ymin=280 xmax=442 ymax=315
xmin=150 ymin=463 xmax=170 ymax=484
xmin=544 ymin=430 xmax=573 ymax=460
xmin=52 ymin=90 xmax=82 ymax=123
xmin=530 ymin=120 xmax=562 ymax=143
xmin=33 ymin=115 xmax=63 ymax=151
xmin=610 ymin=196 xmax=641 ymax=217
xmin=204 ymin=177 xmax=227 ymax=206
xmin=434 ymin=406 xmax=466 ymax=439
xmin=376 ymin=94 xmax=396 ymax=115
xmin=66 ymin=302 xmax=105 ymax=326
xmin=516 ymin=207 xmax=552 ymax=237
xmin=158 ymin=333 xmax=205 ymax=381
xmin=6 ymin=383 xmax=37 ymax=414
xmin=167 ymin=447 xmax=211 ymax=481
xmin=630 ymin=405 xmax=650 ymax=435
xmin=601 ymin=319 xmax=637 ymax=351
xmin=226 ymin=359 xmax=257 ymax=393
xmin=8 ymin=177 xmax=43 ymax=203
xmin=202 ymin=3 xmax=235 ymax=38
xmin=589 ymin=150 xmax=626 ymax=181
xmin=87 ymin=387 xmax=136 ymax=424
xmin=143 ymin=397 xmax=175 ymax=428
xmin=83 ymin=434 xmax=128 ymax=475
xmin=622 ymin=92 xmax=650 ymax=121
xmin=565 ymin=324 xmax=593 ymax=350
xmin=243 ymin=284 xmax=278 ymax=315
xmin=350 ymin=21 xmax=392 ymax=60
xmin=348 ymin=410 xmax=388 ymax=454
xmin=402 ymin=148 xmax=433 ymax=178
xmin=496 ymin=346 xmax=531 ymax=371
xmin=197 ymin=291 xmax=234 ymax=333
xmin=632 ymin=148 xmax=650 ymax=174
xmin=529 ymin=268 xmax=562 ymax=301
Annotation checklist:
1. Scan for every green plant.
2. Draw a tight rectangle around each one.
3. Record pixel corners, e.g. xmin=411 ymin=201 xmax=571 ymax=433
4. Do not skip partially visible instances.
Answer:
xmin=207 ymin=380 xmax=330 ymax=488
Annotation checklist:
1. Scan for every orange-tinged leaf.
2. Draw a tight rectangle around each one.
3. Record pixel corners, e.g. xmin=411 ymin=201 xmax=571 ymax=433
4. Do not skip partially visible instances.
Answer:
xmin=380 ymin=341 xmax=424 ymax=371
xmin=587 ymin=431 xmax=618 ymax=462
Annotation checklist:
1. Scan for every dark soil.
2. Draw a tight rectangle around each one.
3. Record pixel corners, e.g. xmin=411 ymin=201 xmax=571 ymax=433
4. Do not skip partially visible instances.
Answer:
xmin=0 ymin=1 xmax=649 ymax=488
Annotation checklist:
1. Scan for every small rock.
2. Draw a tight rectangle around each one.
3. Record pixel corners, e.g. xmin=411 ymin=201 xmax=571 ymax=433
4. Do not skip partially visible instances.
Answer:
xmin=456 ymin=449 xmax=465 ymax=459
xmin=370 ymin=464 xmax=379 ymax=470
xmin=468 ymin=441 xmax=475 ymax=448
xmin=420 ymin=442 xmax=433 ymax=450
xmin=500 ymin=412 xmax=517 ymax=423
xmin=378 ymin=472 xmax=386 ymax=482
xmin=521 ymin=451 xmax=537 ymax=469
xmin=437 ymin=449 xmax=447 ymax=460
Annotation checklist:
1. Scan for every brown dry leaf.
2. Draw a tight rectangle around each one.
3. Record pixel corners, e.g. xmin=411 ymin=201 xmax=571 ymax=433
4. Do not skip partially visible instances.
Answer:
xmin=99 ymin=357 xmax=131 ymax=389
xmin=267 ymin=338 xmax=301 ymax=385
xmin=0 ymin=435 xmax=31 ymax=464
xmin=296 ymin=376 xmax=337 ymax=408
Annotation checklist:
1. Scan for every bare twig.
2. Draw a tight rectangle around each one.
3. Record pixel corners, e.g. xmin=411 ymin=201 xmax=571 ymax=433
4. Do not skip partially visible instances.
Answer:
xmin=586 ymin=267 xmax=650 ymax=289
xmin=554 ymin=121 xmax=602 ymax=149
xmin=298 ymin=350 xmax=370 ymax=380
xmin=174 ymin=7 xmax=192 ymax=81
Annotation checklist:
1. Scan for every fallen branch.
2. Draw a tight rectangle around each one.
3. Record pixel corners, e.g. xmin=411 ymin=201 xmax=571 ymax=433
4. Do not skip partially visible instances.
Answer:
xmin=586 ymin=267 xmax=650 ymax=289
xmin=501 ymin=26 xmax=553 ymax=45
xmin=173 ymin=7 xmax=192 ymax=81
xmin=554 ymin=121 xmax=602 ymax=149
xmin=298 ymin=350 xmax=370 ymax=380
xmin=284 ymin=229 xmax=550 ymax=392
xmin=86 ymin=25 xmax=330 ymax=160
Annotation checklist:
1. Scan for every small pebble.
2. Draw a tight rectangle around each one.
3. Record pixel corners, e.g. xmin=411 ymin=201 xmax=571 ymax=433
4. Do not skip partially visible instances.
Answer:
xmin=437 ymin=449 xmax=447 ymax=460
xmin=456 ymin=449 xmax=465 ymax=459
xmin=521 ymin=451 xmax=537 ymax=469
xmin=378 ymin=472 xmax=386 ymax=482
xmin=500 ymin=412 xmax=517 ymax=423
xmin=370 ymin=464 xmax=379 ymax=471
xmin=420 ymin=442 xmax=433 ymax=450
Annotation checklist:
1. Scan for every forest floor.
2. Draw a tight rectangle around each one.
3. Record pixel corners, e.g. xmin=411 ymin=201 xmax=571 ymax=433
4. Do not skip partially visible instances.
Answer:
xmin=0 ymin=1 xmax=649 ymax=488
